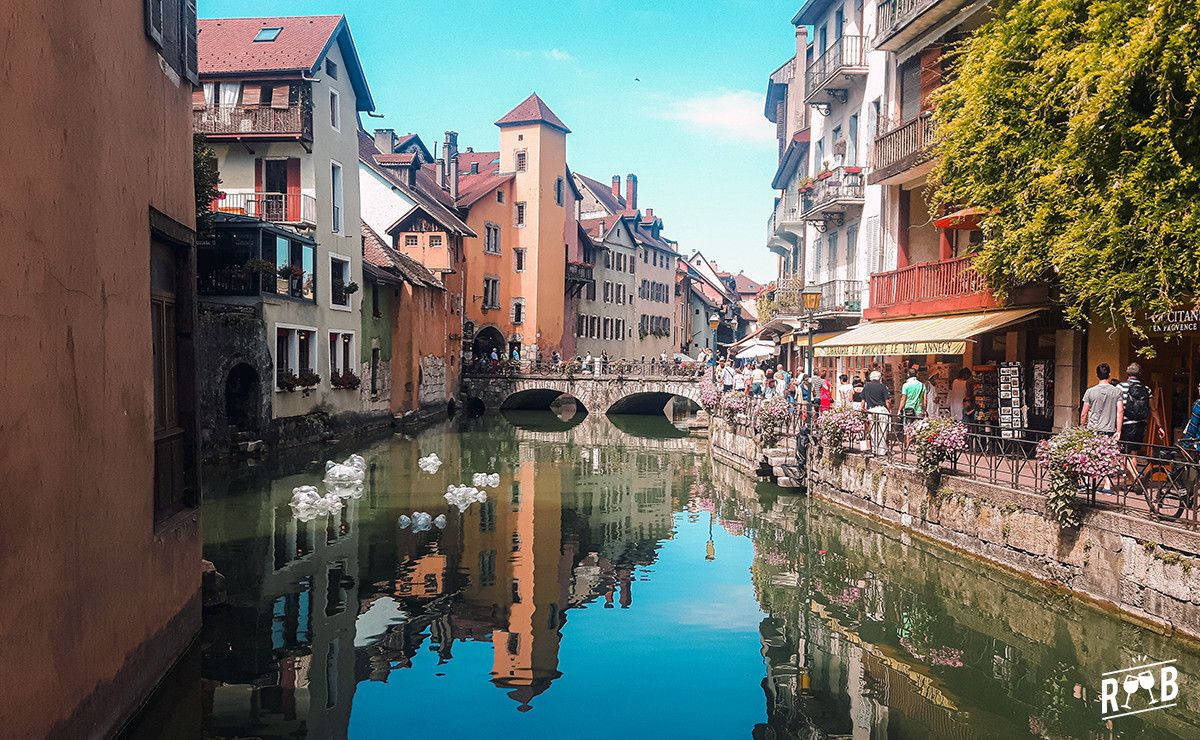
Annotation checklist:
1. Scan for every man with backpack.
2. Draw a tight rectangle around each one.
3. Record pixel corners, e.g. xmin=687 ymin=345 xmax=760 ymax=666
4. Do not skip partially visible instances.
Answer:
xmin=1118 ymin=362 xmax=1152 ymax=452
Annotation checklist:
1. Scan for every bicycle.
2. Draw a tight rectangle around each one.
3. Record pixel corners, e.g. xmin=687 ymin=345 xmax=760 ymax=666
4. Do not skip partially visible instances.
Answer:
xmin=1124 ymin=439 xmax=1200 ymax=520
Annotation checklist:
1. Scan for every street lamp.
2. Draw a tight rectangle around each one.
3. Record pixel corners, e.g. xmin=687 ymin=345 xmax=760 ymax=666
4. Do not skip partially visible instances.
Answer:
xmin=801 ymin=286 xmax=822 ymax=378
xmin=708 ymin=312 xmax=720 ymax=331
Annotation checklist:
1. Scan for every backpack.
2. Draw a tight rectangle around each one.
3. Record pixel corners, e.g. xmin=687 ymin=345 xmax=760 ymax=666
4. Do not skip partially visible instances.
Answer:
xmin=1124 ymin=380 xmax=1151 ymax=422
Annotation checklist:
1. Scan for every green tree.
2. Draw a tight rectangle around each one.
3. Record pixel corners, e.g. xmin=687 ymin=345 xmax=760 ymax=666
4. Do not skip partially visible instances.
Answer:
xmin=930 ymin=0 xmax=1200 ymax=332
xmin=194 ymin=134 xmax=221 ymax=238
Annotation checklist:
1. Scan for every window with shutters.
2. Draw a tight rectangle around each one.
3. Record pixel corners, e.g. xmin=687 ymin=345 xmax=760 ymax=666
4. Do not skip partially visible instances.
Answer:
xmin=482 ymin=277 xmax=500 ymax=310
xmin=899 ymin=57 xmax=922 ymax=122
xmin=577 ymin=315 xmax=587 ymax=337
xmin=145 ymin=0 xmax=165 ymax=47
xmin=827 ymin=233 xmax=839 ymax=278
xmin=846 ymin=224 xmax=859 ymax=278
xmin=326 ymin=59 xmax=339 ymax=79
xmin=328 ymin=331 xmax=355 ymax=377
xmin=585 ymin=281 xmax=596 ymax=301
xmin=484 ymin=223 xmax=501 ymax=254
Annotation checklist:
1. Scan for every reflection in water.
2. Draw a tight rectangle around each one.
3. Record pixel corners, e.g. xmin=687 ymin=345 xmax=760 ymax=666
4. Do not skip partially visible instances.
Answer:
xmin=195 ymin=412 xmax=1200 ymax=739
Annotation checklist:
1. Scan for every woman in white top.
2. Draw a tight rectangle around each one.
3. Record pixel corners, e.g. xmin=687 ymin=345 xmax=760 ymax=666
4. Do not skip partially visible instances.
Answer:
xmin=835 ymin=374 xmax=855 ymax=408
xmin=949 ymin=367 xmax=972 ymax=421
xmin=732 ymin=365 xmax=747 ymax=393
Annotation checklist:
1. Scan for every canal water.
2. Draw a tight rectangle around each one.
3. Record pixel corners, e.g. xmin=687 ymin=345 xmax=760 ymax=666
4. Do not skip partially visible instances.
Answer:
xmin=187 ymin=411 xmax=1200 ymax=739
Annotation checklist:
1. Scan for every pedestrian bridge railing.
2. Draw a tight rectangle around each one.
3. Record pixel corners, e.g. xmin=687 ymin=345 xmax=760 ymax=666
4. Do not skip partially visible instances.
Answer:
xmin=464 ymin=359 xmax=709 ymax=381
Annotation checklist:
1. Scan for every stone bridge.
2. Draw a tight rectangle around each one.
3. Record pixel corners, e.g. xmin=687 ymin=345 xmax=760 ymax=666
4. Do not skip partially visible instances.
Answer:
xmin=462 ymin=371 xmax=703 ymax=415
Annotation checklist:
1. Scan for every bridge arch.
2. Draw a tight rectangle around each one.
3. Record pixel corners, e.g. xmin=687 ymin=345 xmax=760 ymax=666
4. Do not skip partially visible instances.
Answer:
xmin=499 ymin=387 xmax=587 ymax=412
xmin=462 ymin=374 xmax=702 ymax=419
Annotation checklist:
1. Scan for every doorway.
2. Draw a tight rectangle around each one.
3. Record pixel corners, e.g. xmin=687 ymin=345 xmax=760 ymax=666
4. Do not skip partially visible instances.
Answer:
xmin=224 ymin=363 xmax=261 ymax=432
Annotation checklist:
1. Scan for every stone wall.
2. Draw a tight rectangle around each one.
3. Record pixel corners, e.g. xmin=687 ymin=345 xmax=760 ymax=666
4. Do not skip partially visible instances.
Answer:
xmin=419 ymin=355 xmax=447 ymax=409
xmin=810 ymin=451 xmax=1200 ymax=639
xmin=196 ymin=306 xmax=273 ymax=457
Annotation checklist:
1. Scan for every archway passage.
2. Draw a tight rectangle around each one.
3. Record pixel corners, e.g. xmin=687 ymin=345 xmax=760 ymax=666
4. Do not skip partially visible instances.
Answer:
xmin=606 ymin=391 xmax=691 ymax=416
xmin=472 ymin=326 xmax=505 ymax=363
xmin=500 ymin=388 xmax=588 ymax=413
xmin=224 ymin=363 xmax=261 ymax=432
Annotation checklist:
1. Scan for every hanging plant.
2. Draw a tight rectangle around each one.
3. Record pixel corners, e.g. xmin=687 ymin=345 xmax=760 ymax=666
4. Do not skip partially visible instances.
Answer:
xmin=757 ymin=395 xmax=793 ymax=448
xmin=244 ymin=258 xmax=276 ymax=276
xmin=812 ymin=408 xmax=866 ymax=465
xmin=342 ymin=281 xmax=360 ymax=295
xmin=909 ymin=418 xmax=969 ymax=488
xmin=296 ymin=370 xmax=321 ymax=388
xmin=276 ymin=371 xmax=299 ymax=392
xmin=1036 ymin=427 xmax=1121 ymax=528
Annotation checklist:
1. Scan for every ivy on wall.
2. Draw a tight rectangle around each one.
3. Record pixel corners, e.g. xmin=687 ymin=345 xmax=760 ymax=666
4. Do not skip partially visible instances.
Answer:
xmin=929 ymin=0 xmax=1200 ymax=333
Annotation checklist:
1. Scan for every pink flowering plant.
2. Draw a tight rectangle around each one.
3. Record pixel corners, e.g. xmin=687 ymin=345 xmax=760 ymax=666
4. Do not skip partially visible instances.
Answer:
xmin=813 ymin=409 xmax=866 ymax=462
xmin=1036 ymin=427 xmax=1122 ymax=528
xmin=699 ymin=378 xmax=722 ymax=413
xmin=910 ymin=418 xmax=969 ymax=483
xmin=721 ymin=391 xmax=749 ymax=424
xmin=757 ymin=395 xmax=793 ymax=447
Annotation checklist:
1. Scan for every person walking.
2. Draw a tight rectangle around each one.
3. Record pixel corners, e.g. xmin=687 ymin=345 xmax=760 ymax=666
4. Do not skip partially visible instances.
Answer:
xmin=775 ymin=364 xmax=791 ymax=399
xmin=900 ymin=367 xmax=926 ymax=429
xmin=1080 ymin=363 xmax=1123 ymax=439
xmin=835 ymin=373 xmax=854 ymax=409
xmin=751 ymin=364 xmax=767 ymax=397
xmin=863 ymin=370 xmax=893 ymax=455
xmin=1184 ymin=380 xmax=1200 ymax=446
xmin=764 ymin=369 xmax=776 ymax=398
xmin=851 ymin=376 xmax=865 ymax=410
xmin=719 ymin=360 xmax=735 ymax=392
xmin=817 ymin=370 xmax=833 ymax=412
xmin=1118 ymin=362 xmax=1153 ymax=452
xmin=732 ymin=363 xmax=747 ymax=395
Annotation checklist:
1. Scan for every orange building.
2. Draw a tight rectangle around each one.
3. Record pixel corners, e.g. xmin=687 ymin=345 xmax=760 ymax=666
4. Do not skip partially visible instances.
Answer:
xmin=3 ymin=0 xmax=202 ymax=735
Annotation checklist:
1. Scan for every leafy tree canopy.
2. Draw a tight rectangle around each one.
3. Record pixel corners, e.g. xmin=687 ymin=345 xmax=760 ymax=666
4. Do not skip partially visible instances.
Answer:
xmin=930 ymin=0 xmax=1200 ymax=332
xmin=194 ymin=134 xmax=221 ymax=237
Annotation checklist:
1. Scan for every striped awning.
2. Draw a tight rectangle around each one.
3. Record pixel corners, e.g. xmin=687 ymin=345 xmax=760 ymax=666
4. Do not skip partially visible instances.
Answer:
xmin=813 ymin=307 xmax=1042 ymax=357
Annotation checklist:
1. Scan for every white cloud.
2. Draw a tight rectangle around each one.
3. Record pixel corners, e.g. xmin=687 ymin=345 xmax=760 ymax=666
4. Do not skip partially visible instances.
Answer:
xmin=543 ymin=48 xmax=576 ymax=63
xmin=658 ymin=90 xmax=776 ymax=144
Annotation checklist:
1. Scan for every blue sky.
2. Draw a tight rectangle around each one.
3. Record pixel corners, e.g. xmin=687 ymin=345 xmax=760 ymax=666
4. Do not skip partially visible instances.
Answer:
xmin=199 ymin=0 xmax=799 ymax=282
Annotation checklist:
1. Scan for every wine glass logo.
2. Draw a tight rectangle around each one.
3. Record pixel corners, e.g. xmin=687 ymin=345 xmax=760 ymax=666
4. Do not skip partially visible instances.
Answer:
xmin=1121 ymin=672 xmax=1141 ymax=709
xmin=1139 ymin=670 xmax=1158 ymax=704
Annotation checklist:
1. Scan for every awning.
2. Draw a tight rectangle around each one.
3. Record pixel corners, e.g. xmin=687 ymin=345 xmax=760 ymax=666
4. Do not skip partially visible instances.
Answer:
xmin=783 ymin=330 xmax=842 ymax=347
xmin=813 ymin=307 xmax=1042 ymax=357
xmin=933 ymin=206 xmax=998 ymax=230
xmin=736 ymin=341 xmax=779 ymax=359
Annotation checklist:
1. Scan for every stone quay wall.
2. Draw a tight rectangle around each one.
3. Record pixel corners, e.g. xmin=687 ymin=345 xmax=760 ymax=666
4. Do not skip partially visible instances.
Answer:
xmin=809 ymin=451 xmax=1200 ymax=640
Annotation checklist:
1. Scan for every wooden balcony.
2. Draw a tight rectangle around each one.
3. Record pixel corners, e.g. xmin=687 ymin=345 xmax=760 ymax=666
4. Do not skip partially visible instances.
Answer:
xmin=804 ymin=35 xmax=868 ymax=103
xmin=867 ymin=255 xmax=996 ymax=319
xmin=213 ymin=192 xmax=316 ymax=227
xmin=193 ymin=105 xmax=312 ymax=141
xmin=868 ymin=112 xmax=935 ymax=185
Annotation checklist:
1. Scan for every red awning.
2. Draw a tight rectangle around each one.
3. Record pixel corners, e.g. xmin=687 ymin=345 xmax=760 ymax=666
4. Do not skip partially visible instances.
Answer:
xmin=933 ymin=206 xmax=996 ymax=230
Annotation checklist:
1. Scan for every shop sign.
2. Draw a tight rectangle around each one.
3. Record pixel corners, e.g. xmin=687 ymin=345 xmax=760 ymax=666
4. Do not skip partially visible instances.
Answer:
xmin=816 ymin=340 xmax=968 ymax=357
xmin=1147 ymin=310 xmax=1200 ymax=335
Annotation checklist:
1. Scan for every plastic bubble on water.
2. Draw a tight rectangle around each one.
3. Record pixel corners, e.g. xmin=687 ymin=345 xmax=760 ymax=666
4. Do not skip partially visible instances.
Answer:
xmin=418 ymin=453 xmax=442 ymax=474
xmin=412 ymin=511 xmax=433 ymax=532
xmin=434 ymin=514 xmax=447 ymax=529
xmin=398 ymin=514 xmax=412 ymax=529
xmin=471 ymin=472 xmax=501 ymax=488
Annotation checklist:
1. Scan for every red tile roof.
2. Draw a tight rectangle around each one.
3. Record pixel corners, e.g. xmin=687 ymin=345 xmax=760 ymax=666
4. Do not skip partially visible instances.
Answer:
xmin=575 ymin=173 xmax=626 ymax=215
xmin=733 ymin=272 xmax=764 ymax=295
xmin=358 ymin=129 xmax=473 ymax=236
xmin=361 ymin=221 xmax=443 ymax=289
xmin=198 ymin=16 xmax=342 ymax=74
xmin=495 ymin=94 xmax=571 ymax=133
xmin=375 ymin=152 xmax=416 ymax=166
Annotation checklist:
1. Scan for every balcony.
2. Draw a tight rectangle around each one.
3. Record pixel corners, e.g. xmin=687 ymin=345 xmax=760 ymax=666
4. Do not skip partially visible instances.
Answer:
xmin=867 ymin=255 xmax=993 ymax=319
xmin=800 ymin=167 xmax=865 ymax=220
xmin=193 ymin=105 xmax=312 ymax=141
xmin=213 ymin=192 xmax=316 ymax=227
xmin=804 ymin=36 xmax=868 ymax=103
xmin=773 ymin=278 xmax=864 ymax=318
xmin=868 ymin=112 xmax=935 ymax=185
xmin=875 ymin=0 xmax=977 ymax=53
xmin=565 ymin=261 xmax=595 ymax=297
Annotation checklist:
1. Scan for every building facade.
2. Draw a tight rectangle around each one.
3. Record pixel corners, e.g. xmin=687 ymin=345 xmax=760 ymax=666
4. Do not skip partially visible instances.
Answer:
xmin=195 ymin=15 xmax=373 ymax=426
xmin=575 ymin=215 xmax=635 ymax=358
xmin=2 ymin=0 xmax=202 ymax=734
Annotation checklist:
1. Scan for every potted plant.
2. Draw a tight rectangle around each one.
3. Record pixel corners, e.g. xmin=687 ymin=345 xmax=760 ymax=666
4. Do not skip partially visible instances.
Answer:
xmin=812 ymin=408 xmax=866 ymax=464
xmin=1036 ymin=427 xmax=1122 ymax=528
xmin=720 ymin=391 xmax=748 ymax=424
xmin=757 ymin=396 xmax=793 ymax=447
xmin=816 ymin=169 xmax=834 ymax=181
xmin=276 ymin=370 xmax=299 ymax=392
xmin=342 ymin=281 xmax=359 ymax=296
xmin=244 ymin=258 xmax=276 ymax=276
xmin=909 ymin=417 xmax=969 ymax=488
xmin=842 ymin=165 xmax=863 ymax=174
xmin=296 ymin=370 xmax=321 ymax=396
xmin=332 ymin=369 xmax=361 ymax=390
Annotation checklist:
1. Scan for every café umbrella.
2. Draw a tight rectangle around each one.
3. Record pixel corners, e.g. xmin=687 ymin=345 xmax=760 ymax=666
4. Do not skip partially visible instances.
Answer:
xmin=735 ymin=341 xmax=778 ymax=360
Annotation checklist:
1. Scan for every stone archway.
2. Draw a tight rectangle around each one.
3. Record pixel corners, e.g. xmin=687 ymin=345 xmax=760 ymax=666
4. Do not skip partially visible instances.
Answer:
xmin=473 ymin=325 xmax=505 ymax=362
xmin=224 ymin=363 xmax=261 ymax=432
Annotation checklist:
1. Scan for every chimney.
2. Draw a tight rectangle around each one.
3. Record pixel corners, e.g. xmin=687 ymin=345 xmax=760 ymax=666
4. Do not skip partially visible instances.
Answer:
xmin=645 ymin=207 xmax=654 ymax=220
xmin=466 ymin=146 xmax=474 ymax=153
xmin=449 ymin=155 xmax=459 ymax=201
xmin=374 ymin=128 xmax=396 ymax=153
xmin=442 ymin=131 xmax=459 ymax=188
xmin=611 ymin=175 xmax=621 ymax=201
xmin=435 ymin=158 xmax=446 ymax=190
xmin=470 ymin=162 xmax=479 ymax=175
xmin=626 ymin=173 xmax=638 ymax=210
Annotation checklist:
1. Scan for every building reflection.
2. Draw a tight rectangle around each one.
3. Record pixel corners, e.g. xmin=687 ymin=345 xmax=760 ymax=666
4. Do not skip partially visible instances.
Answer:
xmin=705 ymin=458 xmax=1200 ymax=740
xmin=200 ymin=414 xmax=690 ymax=736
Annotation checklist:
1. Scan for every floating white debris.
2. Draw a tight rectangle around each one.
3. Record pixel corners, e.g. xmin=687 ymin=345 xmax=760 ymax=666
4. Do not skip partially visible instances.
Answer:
xmin=290 ymin=485 xmax=344 ymax=522
xmin=434 ymin=514 xmax=447 ymax=529
xmin=471 ymin=472 xmax=501 ymax=488
xmin=325 ymin=454 xmax=367 ymax=496
xmin=417 ymin=453 xmax=442 ymax=474
xmin=444 ymin=484 xmax=487 ymax=512
xmin=412 ymin=511 xmax=433 ymax=532
xmin=398 ymin=514 xmax=412 ymax=529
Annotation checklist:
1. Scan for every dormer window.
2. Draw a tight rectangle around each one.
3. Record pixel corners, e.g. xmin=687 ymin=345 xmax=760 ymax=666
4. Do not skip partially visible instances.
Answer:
xmin=254 ymin=27 xmax=282 ymax=42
